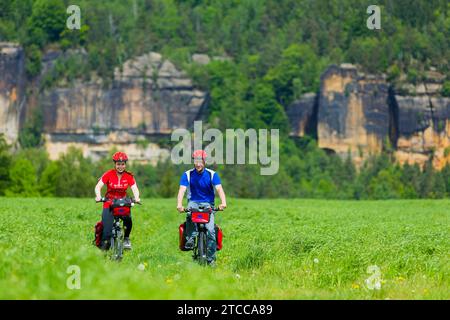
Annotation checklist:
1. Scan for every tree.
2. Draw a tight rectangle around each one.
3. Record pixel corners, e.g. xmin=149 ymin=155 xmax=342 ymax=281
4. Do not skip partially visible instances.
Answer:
xmin=132 ymin=163 xmax=158 ymax=198
xmin=19 ymin=108 xmax=44 ymax=148
xmin=24 ymin=44 xmax=42 ymax=77
xmin=441 ymin=164 xmax=450 ymax=196
xmin=264 ymin=43 xmax=326 ymax=106
xmin=27 ymin=0 xmax=66 ymax=45
xmin=39 ymin=162 xmax=61 ymax=196
xmin=442 ymin=81 xmax=450 ymax=97
xmin=0 ymin=134 xmax=12 ymax=195
xmin=55 ymin=147 xmax=97 ymax=197
xmin=368 ymin=168 xmax=404 ymax=199
xmin=400 ymin=163 xmax=421 ymax=198
xmin=5 ymin=158 xmax=39 ymax=197
xmin=158 ymin=161 xmax=178 ymax=198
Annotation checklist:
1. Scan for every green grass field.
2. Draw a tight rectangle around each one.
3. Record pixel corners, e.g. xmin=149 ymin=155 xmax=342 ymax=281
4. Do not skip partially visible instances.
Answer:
xmin=0 ymin=198 xmax=448 ymax=299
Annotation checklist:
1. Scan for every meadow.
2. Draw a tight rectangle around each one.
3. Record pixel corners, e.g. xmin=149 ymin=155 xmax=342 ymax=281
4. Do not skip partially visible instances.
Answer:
xmin=0 ymin=198 xmax=448 ymax=299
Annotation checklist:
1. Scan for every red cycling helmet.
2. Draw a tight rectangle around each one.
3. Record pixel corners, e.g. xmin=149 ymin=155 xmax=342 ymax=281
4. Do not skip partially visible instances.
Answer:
xmin=112 ymin=151 xmax=128 ymax=162
xmin=192 ymin=149 xmax=207 ymax=161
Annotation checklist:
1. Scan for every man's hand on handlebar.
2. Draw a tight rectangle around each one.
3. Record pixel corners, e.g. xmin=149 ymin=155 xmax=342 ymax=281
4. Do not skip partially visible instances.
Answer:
xmin=181 ymin=205 xmax=226 ymax=213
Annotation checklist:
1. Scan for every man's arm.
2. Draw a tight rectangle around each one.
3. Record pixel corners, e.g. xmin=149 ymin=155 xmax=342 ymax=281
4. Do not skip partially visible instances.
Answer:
xmin=215 ymin=184 xmax=227 ymax=210
xmin=177 ymin=185 xmax=187 ymax=212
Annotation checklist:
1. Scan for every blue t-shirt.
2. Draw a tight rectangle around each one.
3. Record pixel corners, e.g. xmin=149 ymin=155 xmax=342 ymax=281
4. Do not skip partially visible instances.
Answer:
xmin=180 ymin=168 xmax=221 ymax=204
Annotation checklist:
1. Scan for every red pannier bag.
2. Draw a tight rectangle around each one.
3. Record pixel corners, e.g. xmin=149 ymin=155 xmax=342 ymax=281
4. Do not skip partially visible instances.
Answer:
xmin=112 ymin=206 xmax=130 ymax=216
xmin=215 ymin=224 xmax=223 ymax=251
xmin=178 ymin=222 xmax=223 ymax=251
xmin=94 ymin=221 xmax=103 ymax=247
xmin=179 ymin=222 xmax=190 ymax=251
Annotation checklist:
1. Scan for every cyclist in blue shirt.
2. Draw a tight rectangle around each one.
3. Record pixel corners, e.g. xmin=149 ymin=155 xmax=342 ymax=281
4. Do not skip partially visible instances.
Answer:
xmin=177 ymin=150 xmax=227 ymax=265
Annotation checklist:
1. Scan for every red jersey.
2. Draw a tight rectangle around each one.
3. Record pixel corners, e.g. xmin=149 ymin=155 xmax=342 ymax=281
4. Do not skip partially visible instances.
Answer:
xmin=100 ymin=169 xmax=136 ymax=209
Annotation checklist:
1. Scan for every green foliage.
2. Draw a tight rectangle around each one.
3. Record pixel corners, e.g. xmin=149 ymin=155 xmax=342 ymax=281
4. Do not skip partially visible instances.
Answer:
xmin=407 ymin=68 xmax=419 ymax=84
xmin=18 ymin=108 xmax=44 ymax=148
xmin=387 ymin=64 xmax=401 ymax=82
xmin=41 ymin=52 xmax=91 ymax=89
xmin=131 ymin=163 xmax=158 ymax=198
xmin=53 ymin=147 xmax=97 ymax=197
xmin=419 ymin=162 xmax=446 ymax=199
xmin=24 ymin=44 xmax=42 ymax=77
xmin=442 ymin=81 xmax=450 ymax=97
xmin=0 ymin=0 xmax=449 ymax=200
xmin=39 ymin=161 xmax=60 ymax=196
xmin=158 ymin=160 xmax=180 ymax=198
xmin=265 ymin=44 xmax=326 ymax=106
xmin=5 ymin=158 xmax=39 ymax=197
xmin=444 ymin=147 xmax=450 ymax=158
xmin=368 ymin=168 xmax=404 ymax=199
xmin=13 ymin=148 xmax=49 ymax=179
xmin=0 ymin=0 xmax=448 ymax=80
xmin=0 ymin=134 xmax=12 ymax=195
xmin=2 ymin=137 xmax=449 ymax=199
xmin=60 ymin=25 xmax=90 ymax=50
xmin=27 ymin=0 xmax=66 ymax=46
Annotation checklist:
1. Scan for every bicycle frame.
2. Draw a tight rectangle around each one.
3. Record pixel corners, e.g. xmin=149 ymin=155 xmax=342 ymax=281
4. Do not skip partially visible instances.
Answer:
xmin=185 ymin=206 xmax=217 ymax=265
xmin=110 ymin=216 xmax=124 ymax=261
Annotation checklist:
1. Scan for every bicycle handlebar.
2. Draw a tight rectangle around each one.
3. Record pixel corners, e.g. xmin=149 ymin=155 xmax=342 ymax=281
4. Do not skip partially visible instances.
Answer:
xmin=183 ymin=206 xmax=221 ymax=213
xmin=96 ymin=197 xmax=142 ymax=205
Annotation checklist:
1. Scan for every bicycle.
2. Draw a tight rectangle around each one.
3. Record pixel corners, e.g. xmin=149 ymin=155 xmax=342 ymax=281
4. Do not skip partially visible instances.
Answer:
xmin=96 ymin=197 xmax=141 ymax=261
xmin=182 ymin=205 xmax=222 ymax=265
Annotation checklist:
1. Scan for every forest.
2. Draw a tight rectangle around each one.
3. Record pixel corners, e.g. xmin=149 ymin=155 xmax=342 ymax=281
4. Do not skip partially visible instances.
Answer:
xmin=0 ymin=0 xmax=449 ymax=199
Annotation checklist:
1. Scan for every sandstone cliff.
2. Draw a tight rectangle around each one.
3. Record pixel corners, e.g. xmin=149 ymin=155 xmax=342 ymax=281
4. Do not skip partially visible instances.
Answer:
xmin=286 ymin=92 xmax=317 ymax=137
xmin=392 ymin=71 xmax=450 ymax=169
xmin=39 ymin=51 xmax=207 ymax=162
xmin=287 ymin=64 xmax=449 ymax=169
xmin=0 ymin=43 xmax=26 ymax=145
xmin=317 ymin=64 xmax=390 ymax=167
xmin=1 ymin=44 xmax=448 ymax=169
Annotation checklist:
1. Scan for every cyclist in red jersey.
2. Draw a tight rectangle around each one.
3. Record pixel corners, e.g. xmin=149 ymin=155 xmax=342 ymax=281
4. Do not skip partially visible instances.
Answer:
xmin=94 ymin=152 xmax=141 ymax=250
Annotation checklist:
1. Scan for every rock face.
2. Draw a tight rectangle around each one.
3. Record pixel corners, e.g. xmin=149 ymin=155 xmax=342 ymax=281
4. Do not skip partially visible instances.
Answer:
xmin=316 ymin=64 xmax=390 ymax=166
xmin=43 ymin=52 xmax=206 ymax=134
xmin=1 ymin=43 xmax=448 ymax=169
xmin=286 ymin=92 xmax=317 ymax=137
xmin=43 ymin=133 xmax=170 ymax=164
xmin=40 ymin=51 xmax=208 ymax=161
xmin=393 ymin=75 xmax=450 ymax=169
xmin=287 ymin=64 xmax=449 ymax=169
xmin=192 ymin=53 xmax=211 ymax=65
xmin=0 ymin=43 xmax=26 ymax=144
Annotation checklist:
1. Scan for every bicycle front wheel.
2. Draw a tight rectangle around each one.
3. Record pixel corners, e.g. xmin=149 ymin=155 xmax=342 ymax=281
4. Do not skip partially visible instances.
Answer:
xmin=110 ymin=233 xmax=123 ymax=261
xmin=197 ymin=231 xmax=207 ymax=265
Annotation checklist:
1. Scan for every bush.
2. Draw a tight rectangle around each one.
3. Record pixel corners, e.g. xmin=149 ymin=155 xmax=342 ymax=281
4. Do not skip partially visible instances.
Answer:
xmin=441 ymin=81 xmax=450 ymax=97
xmin=54 ymin=147 xmax=97 ymax=197
xmin=5 ymin=158 xmax=39 ymax=197
xmin=19 ymin=108 xmax=44 ymax=148
xmin=0 ymin=134 xmax=12 ymax=195
xmin=24 ymin=44 xmax=42 ymax=77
